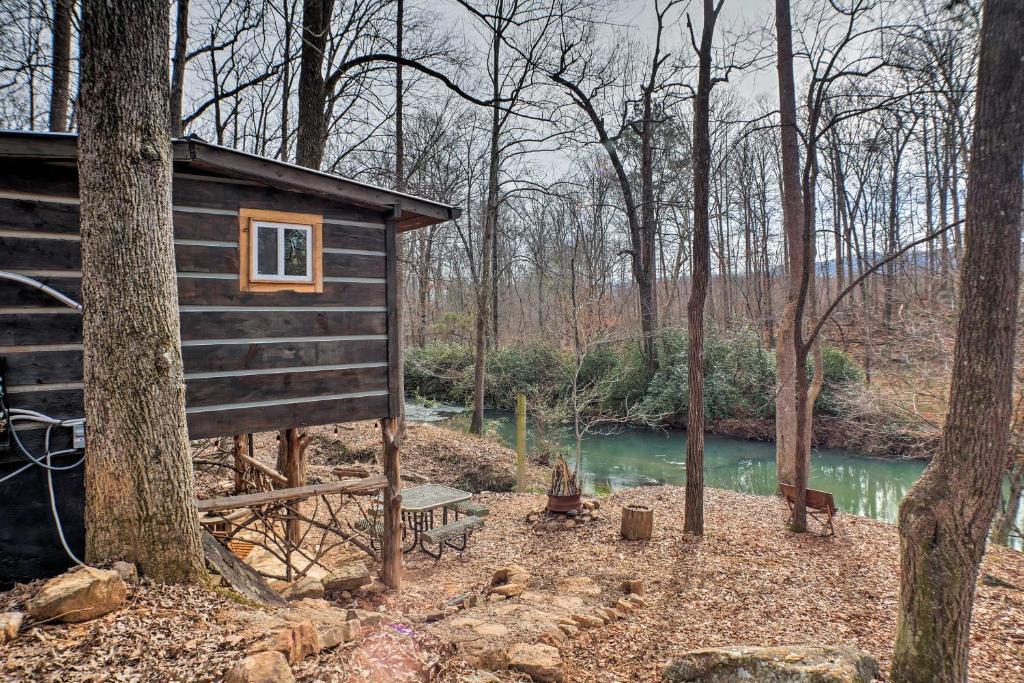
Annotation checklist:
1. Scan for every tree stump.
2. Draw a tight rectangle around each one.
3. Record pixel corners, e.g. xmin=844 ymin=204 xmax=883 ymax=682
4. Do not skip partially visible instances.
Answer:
xmin=620 ymin=504 xmax=653 ymax=540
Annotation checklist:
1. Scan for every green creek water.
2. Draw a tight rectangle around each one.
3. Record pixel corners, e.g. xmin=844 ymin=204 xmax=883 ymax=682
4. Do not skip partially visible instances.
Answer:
xmin=408 ymin=402 xmax=1022 ymax=550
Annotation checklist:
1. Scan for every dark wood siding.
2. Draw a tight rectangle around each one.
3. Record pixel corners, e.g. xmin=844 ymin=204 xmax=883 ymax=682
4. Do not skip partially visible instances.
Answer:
xmin=0 ymin=159 xmax=396 ymax=461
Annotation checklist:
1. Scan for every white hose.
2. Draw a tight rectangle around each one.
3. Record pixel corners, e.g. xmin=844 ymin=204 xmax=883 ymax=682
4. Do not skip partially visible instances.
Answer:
xmin=0 ymin=270 xmax=82 ymax=311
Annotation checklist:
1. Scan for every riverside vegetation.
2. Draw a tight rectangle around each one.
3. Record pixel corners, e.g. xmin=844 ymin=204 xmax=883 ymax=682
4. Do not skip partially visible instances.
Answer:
xmin=406 ymin=327 xmax=925 ymax=458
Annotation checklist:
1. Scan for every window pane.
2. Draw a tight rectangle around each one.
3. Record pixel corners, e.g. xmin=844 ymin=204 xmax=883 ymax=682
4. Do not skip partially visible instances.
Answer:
xmin=257 ymin=226 xmax=278 ymax=275
xmin=284 ymin=228 xmax=308 ymax=277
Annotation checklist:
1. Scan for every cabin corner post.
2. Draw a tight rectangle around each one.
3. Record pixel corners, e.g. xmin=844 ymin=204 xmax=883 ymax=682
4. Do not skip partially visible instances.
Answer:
xmin=380 ymin=417 xmax=403 ymax=591
xmin=381 ymin=212 xmax=404 ymax=591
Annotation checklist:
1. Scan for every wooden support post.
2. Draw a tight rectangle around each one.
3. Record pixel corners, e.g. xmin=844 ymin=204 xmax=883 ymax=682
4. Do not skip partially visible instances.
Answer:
xmin=515 ymin=393 xmax=527 ymax=491
xmin=282 ymin=427 xmax=310 ymax=549
xmin=232 ymin=434 xmax=248 ymax=494
xmin=380 ymin=417 xmax=403 ymax=592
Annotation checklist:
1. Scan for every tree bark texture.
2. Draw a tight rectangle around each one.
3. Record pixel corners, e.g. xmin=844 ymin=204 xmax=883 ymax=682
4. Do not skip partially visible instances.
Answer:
xmin=48 ymin=0 xmax=73 ymax=132
xmin=470 ymin=28 xmax=500 ymax=436
xmin=78 ymin=0 xmax=205 ymax=583
xmin=684 ymin=0 xmax=722 ymax=538
xmin=774 ymin=0 xmax=810 ymax=531
xmin=892 ymin=2 xmax=1024 ymax=680
xmin=296 ymin=0 xmax=334 ymax=169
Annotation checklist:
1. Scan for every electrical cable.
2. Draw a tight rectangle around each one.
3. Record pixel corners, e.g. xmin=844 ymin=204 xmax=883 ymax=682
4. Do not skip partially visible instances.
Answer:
xmin=0 ymin=271 xmax=87 ymax=565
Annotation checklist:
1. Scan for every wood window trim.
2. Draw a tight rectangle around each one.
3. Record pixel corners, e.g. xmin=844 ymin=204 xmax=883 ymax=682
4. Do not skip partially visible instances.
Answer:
xmin=239 ymin=208 xmax=323 ymax=293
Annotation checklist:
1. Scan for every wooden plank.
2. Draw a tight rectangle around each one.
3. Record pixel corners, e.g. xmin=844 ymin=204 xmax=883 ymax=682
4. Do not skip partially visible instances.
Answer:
xmin=2 ymin=349 xmax=82 ymax=384
xmin=0 ymin=198 xmax=79 ymax=234
xmin=172 ymin=211 xmax=237 ymax=242
xmin=0 ymin=274 xmax=385 ymax=308
xmin=186 ymin=366 xmax=388 ymax=406
xmin=186 ymin=393 xmax=389 ymax=438
xmin=172 ymin=175 xmax=384 ymax=223
xmin=0 ymin=160 xmax=78 ymax=196
xmin=181 ymin=339 xmax=387 ymax=373
xmin=3 ymin=388 xmax=83 ymax=419
xmin=323 ymin=223 xmax=385 ymax=251
xmin=200 ymin=531 xmax=288 ymax=607
xmin=180 ymin=310 xmax=387 ymax=340
xmin=174 ymin=244 xmax=239 ymax=273
xmin=323 ymin=252 xmax=385 ymax=279
xmin=0 ymin=313 xmax=81 ymax=345
xmin=0 ymin=236 xmax=80 ymax=270
xmin=196 ymin=476 xmax=387 ymax=512
xmin=177 ymin=277 xmax=385 ymax=307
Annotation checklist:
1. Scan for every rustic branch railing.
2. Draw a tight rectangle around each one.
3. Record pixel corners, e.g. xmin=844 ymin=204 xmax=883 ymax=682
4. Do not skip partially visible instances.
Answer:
xmin=197 ymin=476 xmax=387 ymax=581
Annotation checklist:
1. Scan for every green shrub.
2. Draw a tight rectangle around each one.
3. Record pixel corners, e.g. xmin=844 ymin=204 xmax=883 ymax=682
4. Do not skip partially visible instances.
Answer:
xmin=404 ymin=327 xmax=865 ymax=424
xmin=813 ymin=345 xmax=864 ymax=415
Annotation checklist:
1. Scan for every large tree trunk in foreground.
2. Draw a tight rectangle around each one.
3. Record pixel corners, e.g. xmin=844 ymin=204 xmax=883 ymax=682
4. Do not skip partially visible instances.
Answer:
xmin=684 ymin=0 xmax=723 ymax=538
xmin=296 ymin=0 xmax=333 ymax=169
xmin=78 ymin=0 xmax=204 ymax=583
xmin=891 ymin=2 xmax=1024 ymax=680
xmin=48 ymin=0 xmax=73 ymax=132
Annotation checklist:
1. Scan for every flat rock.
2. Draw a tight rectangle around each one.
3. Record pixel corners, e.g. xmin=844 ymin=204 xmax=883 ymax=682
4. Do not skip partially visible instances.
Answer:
xmin=283 ymin=600 xmax=351 ymax=629
xmin=324 ymin=561 xmax=371 ymax=592
xmin=223 ymin=651 xmax=295 ymax=683
xmin=507 ymin=642 xmax=565 ymax=682
xmin=252 ymin=620 xmax=320 ymax=664
xmin=280 ymin=576 xmax=324 ymax=601
xmin=489 ymin=582 xmax=525 ymax=598
xmin=1 ymin=612 xmax=24 ymax=642
xmin=320 ymin=619 xmax=360 ymax=649
xmin=112 ymin=561 xmax=138 ymax=585
xmin=570 ymin=613 xmax=604 ymax=629
xmin=27 ymin=566 xmax=127 ymax=623
xmin=491 ymin=564 xmax=531 ymax=587
xmin=663 ymin=645 xmax=879 ymax=683
xmin=474 ymin=622 xmax=510 ymax=637
xmin=346 ymin=608 xmax=384 ymax=626
xmin=555 ymin=576 xmax=601 ymax=597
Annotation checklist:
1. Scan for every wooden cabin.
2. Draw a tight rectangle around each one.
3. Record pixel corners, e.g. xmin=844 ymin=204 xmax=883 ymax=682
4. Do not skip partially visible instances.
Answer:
xmin=0 ymin=131 xmax=458 ymax=584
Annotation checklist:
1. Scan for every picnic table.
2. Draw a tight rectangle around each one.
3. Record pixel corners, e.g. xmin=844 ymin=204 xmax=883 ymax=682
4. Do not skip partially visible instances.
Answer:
xmin=361 ymin=483 xmax=487 ymax=558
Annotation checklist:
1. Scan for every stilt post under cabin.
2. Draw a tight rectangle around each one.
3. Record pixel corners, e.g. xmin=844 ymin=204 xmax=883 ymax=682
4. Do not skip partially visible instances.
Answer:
xmin=380 ymin=418 xmax=403 ymax=591
xmin=282 ymin=427 xmax=310 ymax=547
xmin=232 ymin=434 xmax=247 ymax=493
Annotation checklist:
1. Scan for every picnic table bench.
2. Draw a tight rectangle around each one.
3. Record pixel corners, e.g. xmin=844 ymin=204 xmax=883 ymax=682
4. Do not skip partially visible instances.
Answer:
xmin=780 ymin=483 xmax=837 ymax=536
xmin=356 ymin=483 xmax=487 ymax=559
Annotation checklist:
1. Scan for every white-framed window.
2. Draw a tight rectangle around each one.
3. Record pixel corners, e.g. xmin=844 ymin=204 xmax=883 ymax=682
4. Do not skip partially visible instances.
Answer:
xmin=251 ymin=220 xmax=314 ymax=283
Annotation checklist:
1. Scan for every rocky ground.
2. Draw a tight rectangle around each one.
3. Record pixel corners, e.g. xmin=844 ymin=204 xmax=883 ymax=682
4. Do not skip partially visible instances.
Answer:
xmin=2 ymin=422 xmax=1022 ymax=681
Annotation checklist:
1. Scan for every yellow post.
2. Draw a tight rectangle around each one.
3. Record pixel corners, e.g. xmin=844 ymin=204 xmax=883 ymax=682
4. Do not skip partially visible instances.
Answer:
xmin=515 ymin=393 xmax=527 ymax=490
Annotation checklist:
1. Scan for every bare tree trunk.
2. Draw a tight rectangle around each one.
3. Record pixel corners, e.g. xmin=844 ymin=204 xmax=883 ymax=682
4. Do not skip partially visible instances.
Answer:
xmin=48 ymin=0 xmax=73 ymax=132
xmin=169 ymin=0 xmax=189 ymax=137
xmin=774 ymin=0 xmax=809 ymax=530
xmin=684 ymin=0 xmax=722 ymax=538
xmin=892 ymin=2 xmax=1024 ymax=679
xmin=78 ymin=0 xmax=204 ymax=583
xmin=992 ymin=457 xmax=1023 ymax=546
xmin=296 ymin=0 xmax=333 ymax=169
xmin=470 ymin=27 xmax=500 ymax=436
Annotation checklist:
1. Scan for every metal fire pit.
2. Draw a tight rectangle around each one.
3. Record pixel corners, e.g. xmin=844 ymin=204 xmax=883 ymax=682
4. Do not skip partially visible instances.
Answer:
xmin=546 ymin=493 xmax=581 ymax=513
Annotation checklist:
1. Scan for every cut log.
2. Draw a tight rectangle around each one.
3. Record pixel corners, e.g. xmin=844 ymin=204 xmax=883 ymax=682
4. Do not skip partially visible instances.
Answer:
xmin=620 ymin=504 xmax=653 ymax=541
xmin=201 ymin=530 xmax=287 ymax=607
